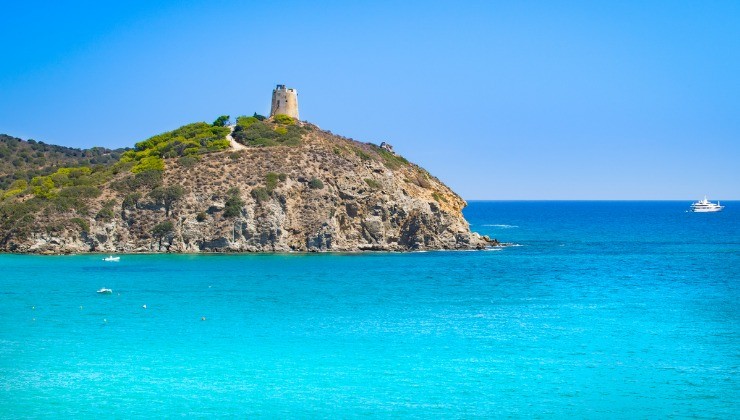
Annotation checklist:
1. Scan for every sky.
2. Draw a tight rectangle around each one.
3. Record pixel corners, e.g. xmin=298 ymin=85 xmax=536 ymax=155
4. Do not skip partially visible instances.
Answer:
xmin=1 ymin=0 xmax=738 ymax=199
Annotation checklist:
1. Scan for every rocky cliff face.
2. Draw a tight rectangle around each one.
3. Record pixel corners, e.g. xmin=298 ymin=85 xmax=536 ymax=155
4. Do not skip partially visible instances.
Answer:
xmin=2 ymin=124 xmax=496 ymax=253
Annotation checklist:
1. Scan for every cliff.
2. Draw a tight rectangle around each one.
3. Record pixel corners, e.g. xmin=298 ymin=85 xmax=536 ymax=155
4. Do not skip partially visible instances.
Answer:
xmin=0 ymin=119 xmax=496 ymax=253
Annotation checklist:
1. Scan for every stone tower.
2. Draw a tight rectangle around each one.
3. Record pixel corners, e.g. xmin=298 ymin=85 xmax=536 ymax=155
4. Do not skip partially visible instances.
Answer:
xmin=270 ymin=84 xmax=299 ymax=120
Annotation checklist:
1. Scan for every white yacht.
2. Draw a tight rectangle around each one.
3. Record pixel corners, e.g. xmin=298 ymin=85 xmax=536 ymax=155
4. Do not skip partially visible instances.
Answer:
xmin=97 ymin=288 xmax=113 ymax=294
xmin=103 ymin=255 xmax=120 ymax=262
xmin=690 ymin=196 xmax=724 ymax=213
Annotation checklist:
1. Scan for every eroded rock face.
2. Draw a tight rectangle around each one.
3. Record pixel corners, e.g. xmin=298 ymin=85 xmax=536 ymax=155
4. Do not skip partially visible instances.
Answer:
xmin=2 ymin=126 xmax=496 ymax=253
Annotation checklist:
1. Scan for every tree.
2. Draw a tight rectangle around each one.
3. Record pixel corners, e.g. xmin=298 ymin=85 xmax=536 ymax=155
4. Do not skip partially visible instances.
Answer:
xmin=152 ymin=220 xmax=174 ymax=249
xmin=223 ymin=187 xmax=245 ymax=218
xmin=149 ymin=185 xmax=185 ymax=216
xmin=213 ymin=115 xmax=230 ymax=127
xmin=122 ymin=192 xmax=142 ymax=210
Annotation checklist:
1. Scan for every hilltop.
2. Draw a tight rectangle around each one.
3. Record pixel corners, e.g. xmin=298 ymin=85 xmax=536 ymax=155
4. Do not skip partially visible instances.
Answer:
xmin=0 ymin=116 xmax=496 ymax=253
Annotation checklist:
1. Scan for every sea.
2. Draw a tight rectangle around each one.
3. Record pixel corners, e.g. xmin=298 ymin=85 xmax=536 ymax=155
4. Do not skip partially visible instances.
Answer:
xmin=0 ymin=201 xmax=737 ymax=418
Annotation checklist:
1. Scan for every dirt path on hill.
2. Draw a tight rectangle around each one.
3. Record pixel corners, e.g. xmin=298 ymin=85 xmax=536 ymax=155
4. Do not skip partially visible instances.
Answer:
xmin=227 ymin=125 xmax=246 ymax=150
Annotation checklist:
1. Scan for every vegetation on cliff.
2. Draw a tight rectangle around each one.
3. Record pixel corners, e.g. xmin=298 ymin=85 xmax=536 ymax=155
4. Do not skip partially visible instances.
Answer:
xmin=0 ymin=134 xmax=125 ymax=190
xmin=120 ymin=122 xmax=230 ymax=173
xmin=232 ymin=115 xmax=307 ymax=147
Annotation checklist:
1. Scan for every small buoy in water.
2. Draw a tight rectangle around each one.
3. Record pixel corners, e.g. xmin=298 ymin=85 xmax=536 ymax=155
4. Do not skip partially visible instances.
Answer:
xmin=142 ymin=304 xmax=147 ymax=309
xmin=103 ymin=319 xmax=107 ymax=323
xmin=201 ymin=316 xmax=206 ymax=321
xmin=208 ymin=285 xmax=212 ymax=288
xmin=32 ymin=306 xmax=35 ymax=310
xmin=32 ymin=318 xmax=35 ymax=321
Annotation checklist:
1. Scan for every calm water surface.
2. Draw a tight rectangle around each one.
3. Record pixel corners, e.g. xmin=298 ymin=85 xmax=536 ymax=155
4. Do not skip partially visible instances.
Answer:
xmin=0 ymin=201 xmax=738 ymax=417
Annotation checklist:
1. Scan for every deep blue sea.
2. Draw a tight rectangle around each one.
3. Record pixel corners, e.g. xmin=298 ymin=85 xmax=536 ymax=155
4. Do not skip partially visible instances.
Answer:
xmin=1 ymin=201 xmax=738 ymax=417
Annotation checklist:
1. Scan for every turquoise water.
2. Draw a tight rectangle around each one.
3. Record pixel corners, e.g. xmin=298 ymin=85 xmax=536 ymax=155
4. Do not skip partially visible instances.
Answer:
xmin=1 ymin=201 xmax=738 ymax=417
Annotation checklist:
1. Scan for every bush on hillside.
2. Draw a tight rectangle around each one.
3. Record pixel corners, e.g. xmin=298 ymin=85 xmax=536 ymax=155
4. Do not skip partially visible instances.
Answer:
xmin=232 ymin=119 xmax=307 ymax=148
xmin=149 ymin=185 xmax=185 ymax=216
xmin=273 ymin=114 xmax=296 ymax=125
xmin=223 ymin=187 xmax=245 ymax=218
xmin=121 ymin=122 xmax=230 ymax=172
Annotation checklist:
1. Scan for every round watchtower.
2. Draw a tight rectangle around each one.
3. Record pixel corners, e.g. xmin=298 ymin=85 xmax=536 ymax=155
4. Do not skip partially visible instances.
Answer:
xmin=270 ymin=84 xmax=299 ymax=120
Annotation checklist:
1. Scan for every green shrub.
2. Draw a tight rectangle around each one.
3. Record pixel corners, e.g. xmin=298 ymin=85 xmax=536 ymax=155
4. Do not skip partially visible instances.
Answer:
xmin=127 ymin=122 xmax=230 ymax=173
xmin=152 ymin=220 xmax=174 ymax=238
xmin=265 ymin=172 xmax=280 ymax=192
xmin=432 ymin=192 xmax=448 ymax=203
xmin=149 ymin=185 xmax=185 ymax=216
xmin=50 ymin=196 xmax=84 ymax=213
xmin=207 ymin=139 xmax=230 ymax=150
xmin=132 ymin=156 xmax=164 ymax=173
xmin=134 ymin=170 xmax=163 ymax=189
xmin=364 ymin=178 xmax=381 ymax=189
xmin=122 ymin=192 xmax=142 ymax=209
xmin=250 ymin=187 xmax=270 ymax=203
xmin=354 ymin=149 xmax=371 ymax=161
xmin=95 ymin=207 xmax=115 ymax=221
xmin=2 ymin=179 xmax=27 ymax=199
xmin=232 ymin=119 xmax=305 ymax=148
xmin=223 ymin=187 xmax=245 ymax=218
xmin=30 ymin=176 xmax=55 ymax=199
xmin=69 ymin=217 xmax=90 ymax=233
xmin=236 ymin=116 xmax=259 ymax=129
xmin=58 ymin=185 xmax=101 ymax=199
xmin=178 ymin=155 xmax=199 ymax=168
xmin=273 ymin=114 xmax=296 ymax=125
xmin=308 ymin=178 xmax=324 ymax=189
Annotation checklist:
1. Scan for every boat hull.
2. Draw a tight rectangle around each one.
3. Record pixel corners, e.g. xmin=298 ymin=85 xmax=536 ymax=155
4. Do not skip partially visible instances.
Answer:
xmin=690 ymin=207 xmax=724 ymax=213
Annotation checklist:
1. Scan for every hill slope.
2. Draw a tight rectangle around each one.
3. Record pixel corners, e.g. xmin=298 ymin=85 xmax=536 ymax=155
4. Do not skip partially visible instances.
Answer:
xmin=0 ymin=119 xmax=495 ymax=253
xmin=0 ymin=134 xmax=126 ymax=190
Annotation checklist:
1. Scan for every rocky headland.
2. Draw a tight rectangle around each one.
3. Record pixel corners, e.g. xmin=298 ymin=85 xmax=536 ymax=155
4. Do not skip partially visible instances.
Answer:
xmin=0 ymin=116 xmax=497 ymax=253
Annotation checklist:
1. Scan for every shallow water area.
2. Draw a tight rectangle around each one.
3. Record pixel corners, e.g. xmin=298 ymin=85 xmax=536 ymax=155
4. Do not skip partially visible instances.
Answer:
xmin=1 ymin=201 xmax=738 ymax=417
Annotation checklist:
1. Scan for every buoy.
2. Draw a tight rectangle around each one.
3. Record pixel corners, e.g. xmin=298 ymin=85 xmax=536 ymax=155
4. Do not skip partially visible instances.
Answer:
xmin=142 ymin=304 xmax=147 ymax=309
xmin=201 ymin=316 xmax=206 ymax=321
xmin=103 ymin=319 xmax=107 ymax=323
xmin=32 ymin=306 xmax=35 ymax=310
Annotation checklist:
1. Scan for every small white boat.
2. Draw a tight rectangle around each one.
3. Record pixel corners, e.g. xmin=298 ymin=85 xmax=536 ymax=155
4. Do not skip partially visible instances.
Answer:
xmin=97 ymin=288 xmax=113 ymax=294
xmin=103 ymin=255 xmax=120 ymax=262
xmin=690 ymin=196 xmax=724 ymax=213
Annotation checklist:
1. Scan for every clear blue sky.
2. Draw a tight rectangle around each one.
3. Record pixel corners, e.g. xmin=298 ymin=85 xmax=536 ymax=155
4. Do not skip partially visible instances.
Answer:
xmin=1 ymin=0 xmax=738 ymax=199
